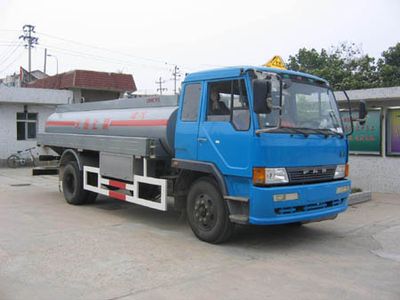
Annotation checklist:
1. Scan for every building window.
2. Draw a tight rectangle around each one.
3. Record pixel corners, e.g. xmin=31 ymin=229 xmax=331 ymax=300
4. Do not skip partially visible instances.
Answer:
xmin=386 ymin=108 xmax=400 ymax=156
xmin=16 ymin=112 xmax=38 ymax=140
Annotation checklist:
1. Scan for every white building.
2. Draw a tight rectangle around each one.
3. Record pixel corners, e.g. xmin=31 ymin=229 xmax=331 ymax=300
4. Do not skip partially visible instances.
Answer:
xmin=0 ymin=86 xmax=72 ymax=166
xmin=335 ymin=86 xmax=400 ymax=193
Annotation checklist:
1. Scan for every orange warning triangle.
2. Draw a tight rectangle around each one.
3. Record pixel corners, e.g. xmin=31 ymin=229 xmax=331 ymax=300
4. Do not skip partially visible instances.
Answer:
xmin=263 ymin=56 xmax=287 ymax=70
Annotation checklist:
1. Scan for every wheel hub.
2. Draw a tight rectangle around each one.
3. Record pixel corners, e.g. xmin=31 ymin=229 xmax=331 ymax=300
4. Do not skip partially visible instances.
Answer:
xmin=194 ymin=194 xmax=216 ymax=230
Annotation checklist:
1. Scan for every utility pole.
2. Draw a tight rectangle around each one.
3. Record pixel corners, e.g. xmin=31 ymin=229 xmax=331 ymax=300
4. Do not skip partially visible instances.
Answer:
xmin=19 ymin=24 xmax=39 ymax=80
xmin=170 ymin=65 xmax=181 ymax=95
xmin=155 ymin=77 xmax=167 ymax=95
xmin=43 ymin=48 xmax=47 ymax=74
xmin=47 ymin=53 xmax=58 ymax=74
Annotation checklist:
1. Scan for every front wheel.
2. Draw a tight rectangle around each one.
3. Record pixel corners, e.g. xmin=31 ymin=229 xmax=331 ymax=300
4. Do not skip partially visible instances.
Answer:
xmin=7 ymin=155 xmax=19 ymax=168
xmin=186 ymin=177 xmax=234 ymax=244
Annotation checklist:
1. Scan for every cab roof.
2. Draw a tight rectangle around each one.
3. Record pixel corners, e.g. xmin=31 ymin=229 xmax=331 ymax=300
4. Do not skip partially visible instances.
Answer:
xmin=183 ymin=66 xmax=328 ymax=84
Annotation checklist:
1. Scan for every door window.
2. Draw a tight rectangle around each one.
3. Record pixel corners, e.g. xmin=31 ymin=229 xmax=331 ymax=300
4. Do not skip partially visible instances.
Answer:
xmin=206 ymin=79 xmax=250 ymax=130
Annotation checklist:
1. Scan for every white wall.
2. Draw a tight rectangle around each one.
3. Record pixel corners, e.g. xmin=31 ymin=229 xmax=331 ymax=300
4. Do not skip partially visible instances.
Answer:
xmin=0 ymin=86 xmax=71 ymax=166
xmin=349 ymin=155 xmax=399 ymax=193
xmin=340 ymin=97 xmax=400 ymax=194
xmin=0 ymin=86 xmax=72 ymax=105
xmin=0 ymin=103 xmax=56 ymax=163
xmin=335 ymin=87 xmax=400 ymax=193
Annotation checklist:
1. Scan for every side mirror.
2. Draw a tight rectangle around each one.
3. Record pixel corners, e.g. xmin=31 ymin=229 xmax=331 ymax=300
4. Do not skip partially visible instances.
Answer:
xmin=358 ymin=100 xmax=367 ymax=125
xmin=253 ymin=79 xmax=271 ymax=114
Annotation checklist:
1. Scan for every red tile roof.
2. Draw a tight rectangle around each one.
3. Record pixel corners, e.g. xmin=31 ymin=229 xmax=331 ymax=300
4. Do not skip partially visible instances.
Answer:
xmin=28 ymin=70 xmax=136 ymax=92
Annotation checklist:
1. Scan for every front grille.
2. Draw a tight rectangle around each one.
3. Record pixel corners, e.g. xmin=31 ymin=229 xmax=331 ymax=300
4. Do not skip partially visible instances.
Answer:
xmin=275 ymin=198 xmax=344 ymax=215
xmin=287 ymin=165 xmax=336 ymax=184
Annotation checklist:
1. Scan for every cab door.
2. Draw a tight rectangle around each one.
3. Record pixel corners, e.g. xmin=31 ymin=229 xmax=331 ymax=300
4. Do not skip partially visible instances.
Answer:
xmin=197 ymin=79 xmax=252 ymax=178
xmin=174 ymin=82 xmax=202 ymax=160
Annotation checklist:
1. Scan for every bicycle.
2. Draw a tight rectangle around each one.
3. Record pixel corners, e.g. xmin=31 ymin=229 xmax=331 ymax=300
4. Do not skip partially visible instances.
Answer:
xmin=7 ymin=147 xmax=38 ymax=168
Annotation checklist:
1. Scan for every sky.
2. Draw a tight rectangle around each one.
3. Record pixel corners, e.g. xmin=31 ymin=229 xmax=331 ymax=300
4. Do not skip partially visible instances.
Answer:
xmin=0 ymin=0 xmax=399 ymax=94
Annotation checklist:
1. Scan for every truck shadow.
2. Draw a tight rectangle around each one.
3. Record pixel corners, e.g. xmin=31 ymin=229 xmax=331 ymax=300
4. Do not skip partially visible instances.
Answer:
xmin=228 ymin=224 xmax=338 ymax=250
xmin=91 ymin=196 xmax=340 ymax=249
xmin=92 ymin=196 xmax=186 ymax=230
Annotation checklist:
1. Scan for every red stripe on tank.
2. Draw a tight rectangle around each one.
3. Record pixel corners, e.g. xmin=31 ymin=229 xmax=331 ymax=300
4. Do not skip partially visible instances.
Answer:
xmin=109 ymin=190 xmax=126 ymax=201
xmin=46 ymin=121 xmax=78 ymax=127
xmin=108 ymin=180 xmax=126 ymax=189
xmin=110 ymin=119 xmax=168 ymax=127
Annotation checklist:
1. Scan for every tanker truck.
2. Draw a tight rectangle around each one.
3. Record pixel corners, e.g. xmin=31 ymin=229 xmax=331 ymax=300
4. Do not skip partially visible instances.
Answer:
xmin=37 ymin=66 xmax=366 ymax=243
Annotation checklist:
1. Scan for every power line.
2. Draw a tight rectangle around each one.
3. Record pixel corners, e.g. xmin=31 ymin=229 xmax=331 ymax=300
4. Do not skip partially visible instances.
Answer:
xmin=0 ymin=49 xmax=24 ymax=74
xmin=0 ymin=40 xmax=20 ymax=44
xmin=0 ymin=29 xmax=21 ymax=32
xmin=37 ymin=31 xmax=215 ymax=72
xmin=0 ymin=44 xmax=20 ymax=47
xmin=0 ymin=41 xmax=23 ymax=65
xmin=38 ymin=31 xmax=173 ymax=67
xmin=2 ymin=28 xmax=229 ymax=73
xmin=37 ymin=44 xmax=171 ymax=72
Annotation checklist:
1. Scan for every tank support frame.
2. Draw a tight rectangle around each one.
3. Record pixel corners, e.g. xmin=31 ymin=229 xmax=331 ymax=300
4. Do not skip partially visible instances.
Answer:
xmin=83 ymin=157 xmax=167 ymax=211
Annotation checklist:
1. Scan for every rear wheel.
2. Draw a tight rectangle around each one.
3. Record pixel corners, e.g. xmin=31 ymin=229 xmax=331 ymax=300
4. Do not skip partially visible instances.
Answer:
xmin=62 ymin=161 xmax=96 ymax=205
xmin=7 ymin=155 xmax=19 ymax=168
xmin=186 ymin=177 xmax=234 ymax=244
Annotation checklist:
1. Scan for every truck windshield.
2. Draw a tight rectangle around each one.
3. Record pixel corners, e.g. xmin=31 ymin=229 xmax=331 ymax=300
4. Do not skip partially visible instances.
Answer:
xmin=258 ymin=78 xmax=343 ymax=135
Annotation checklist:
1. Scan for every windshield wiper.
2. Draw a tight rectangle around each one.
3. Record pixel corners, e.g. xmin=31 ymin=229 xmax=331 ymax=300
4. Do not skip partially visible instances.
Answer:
xmin=256 ymin=125 xmax=344 ymax=138
xmin=301 ymin=128 xmax=329 ymax=138
xmin=322 ymin=128 xmax=344 ymax=138
xmin=301 ymin=127 xmax=344 ymax=138
xmin=256 ymin=126 xmax=309 ymax=137
xmin=281 ymin=127 xmax=309 ymax=137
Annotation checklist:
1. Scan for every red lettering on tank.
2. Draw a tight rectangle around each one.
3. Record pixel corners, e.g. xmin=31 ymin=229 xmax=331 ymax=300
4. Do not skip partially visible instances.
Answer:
xmin=103 ymin=118 xmax=111 ymax=129
xmin=92 ymin=119 xmax=98 ymax=130
xmin=146 ymin=97 xmax=160 ymax=103
xmin=131 ymin=112 xmax=146 ymax=120
xmin=83 ymin=118 xmax=90 ymax=130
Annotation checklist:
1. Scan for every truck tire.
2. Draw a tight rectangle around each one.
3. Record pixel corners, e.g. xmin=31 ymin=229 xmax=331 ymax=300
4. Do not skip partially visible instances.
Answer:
xmin=62 ymin=161 xmax=96 ymax=205
xmin=186 ymin=177 xmax=234 ymax=244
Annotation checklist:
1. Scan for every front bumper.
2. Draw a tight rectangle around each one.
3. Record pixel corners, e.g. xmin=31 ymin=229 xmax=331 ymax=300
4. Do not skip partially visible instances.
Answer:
xmin=249 ymin=179 xmax=350 ymax=225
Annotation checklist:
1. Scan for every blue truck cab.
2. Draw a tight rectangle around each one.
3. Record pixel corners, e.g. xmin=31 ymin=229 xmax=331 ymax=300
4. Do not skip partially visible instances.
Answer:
xmin=173 ymin=66 xmax=352 ymax=243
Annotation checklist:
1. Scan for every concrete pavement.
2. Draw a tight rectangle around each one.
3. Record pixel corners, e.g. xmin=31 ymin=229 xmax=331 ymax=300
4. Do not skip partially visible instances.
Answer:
xmin=0 ymin=168 xmax=399 ymax=300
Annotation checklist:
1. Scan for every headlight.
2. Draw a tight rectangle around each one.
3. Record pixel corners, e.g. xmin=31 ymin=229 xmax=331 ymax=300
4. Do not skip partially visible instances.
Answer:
xmin=334 ymin=164 xmax=349 ymax=179
xmin=253 ymin=167 xmax=289 ymax=185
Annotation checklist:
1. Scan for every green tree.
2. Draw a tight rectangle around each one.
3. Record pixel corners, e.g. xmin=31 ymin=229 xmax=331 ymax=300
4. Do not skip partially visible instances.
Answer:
xmin=378 ymin=43 xmax=400 ymax=87
xmin=287 ymin=42 xmax=380 ymax=90
xmin=344 ymin=55 xmax=379 ymax=89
